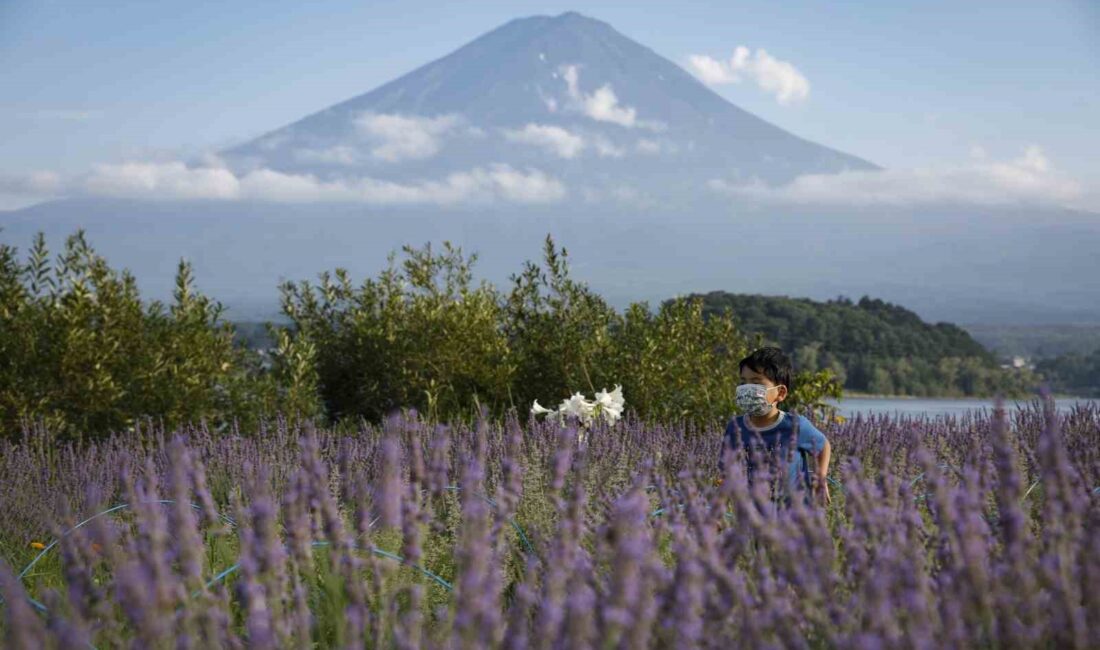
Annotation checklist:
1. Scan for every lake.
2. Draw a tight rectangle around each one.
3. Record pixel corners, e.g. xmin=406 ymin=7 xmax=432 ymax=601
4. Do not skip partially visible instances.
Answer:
xmin=823 ymin=396 xmax=1098 ymax=419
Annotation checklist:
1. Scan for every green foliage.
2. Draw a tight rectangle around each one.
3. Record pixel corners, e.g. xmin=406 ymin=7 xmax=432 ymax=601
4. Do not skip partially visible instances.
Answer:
xmin=1035 ymin=347 xmax=1100 ymax=397
xmin=784 ymin=367 xmax=845 ymax=422
xmin=503 ymin=235 xmax=620 ymax=413
xmin=0 ymin=229 xmax=309 ymax=440
xmin=281 ymin=234 xmax=843 ymax=430
xmin=690 ymin=291 xmax=1036 ymax=398
xmin=277 ymin=242 xmax=514 ymax=426
xmin=1 ymin=228 xmax=848 ymax=439
xmin=608 ymin=298 xmax=742 ymax=425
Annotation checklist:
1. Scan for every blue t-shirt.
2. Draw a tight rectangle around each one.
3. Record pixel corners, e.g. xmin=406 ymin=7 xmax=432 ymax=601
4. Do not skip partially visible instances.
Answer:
xmin=719 ymin=410 xmax=828 ymax=499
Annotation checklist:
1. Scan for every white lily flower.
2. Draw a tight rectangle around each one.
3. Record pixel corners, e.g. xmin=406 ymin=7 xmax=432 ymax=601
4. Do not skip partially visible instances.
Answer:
xmin=594 ymin=384 xmax=625 ymax=424
xmin=559 ymin=392 xmax=595 ymax=423
xmin=532 ymin=384 xmax=625 ymax=441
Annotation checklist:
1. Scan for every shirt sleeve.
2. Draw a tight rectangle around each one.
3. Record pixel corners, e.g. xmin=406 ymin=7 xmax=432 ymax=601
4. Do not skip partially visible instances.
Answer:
xmin=797 ymin=415 xmax=828 ymax=453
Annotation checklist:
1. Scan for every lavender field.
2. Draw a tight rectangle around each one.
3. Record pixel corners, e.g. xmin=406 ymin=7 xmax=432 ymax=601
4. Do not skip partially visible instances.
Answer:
xmin=1 ymin=397 xmax=1099 ymax=649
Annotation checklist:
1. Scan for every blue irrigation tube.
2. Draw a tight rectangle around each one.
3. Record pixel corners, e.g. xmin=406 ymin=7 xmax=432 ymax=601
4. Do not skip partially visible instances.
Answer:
xmin=8 ymin=500 xmax=236 ymax=614
xmin=7 ymin=486 xmax=512 ymax=619
xmin=433 ymin=485 xmax=535 ymax=556
xmin=649 ymin=504 xmax=685 ymax=518
xmin=3 ymin=499 xmax=235 ymax=650
xmin=649 ymin=503 xmax=737 ymax=520
xmin=908 ymin=463 xmax=959 ymax=488
xmin=198 ymin=541 xmax=454 ymax=595
xmin=314 ymin=541 xmax=452 ymax=591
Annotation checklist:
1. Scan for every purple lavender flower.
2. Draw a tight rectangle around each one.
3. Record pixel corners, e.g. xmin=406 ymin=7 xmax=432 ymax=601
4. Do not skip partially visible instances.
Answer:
xmin=0 ymin=560 xmax=48 ymax=648
xmin=378 ymin=436 xmax=403 ymax=529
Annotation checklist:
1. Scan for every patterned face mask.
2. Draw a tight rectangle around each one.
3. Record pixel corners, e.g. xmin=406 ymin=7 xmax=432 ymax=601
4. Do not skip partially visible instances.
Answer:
xmin=736 ymin=383 xmax=784 ymax=416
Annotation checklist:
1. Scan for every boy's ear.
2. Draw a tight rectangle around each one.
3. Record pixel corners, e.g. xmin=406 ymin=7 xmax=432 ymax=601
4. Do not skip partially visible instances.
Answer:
xmin=778 ymin=385 xmax=788 ymax=402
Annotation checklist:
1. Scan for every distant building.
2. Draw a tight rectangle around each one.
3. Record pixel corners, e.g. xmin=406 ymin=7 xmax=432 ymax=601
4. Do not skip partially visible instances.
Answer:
xmin=1001 ymin=355 xmax=1034 ymax=371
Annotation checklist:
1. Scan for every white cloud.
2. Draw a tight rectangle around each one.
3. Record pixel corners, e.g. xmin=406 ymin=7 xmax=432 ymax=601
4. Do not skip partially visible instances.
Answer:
xmin=476 ymin=165 xmax=566 ymax=203
xmin=0 ymin=170 xmax=63 ymax=195
xmin=293 ymin=145 xmax=361 ymax=165
xmin=636 ymin=139 xmax=661 ymax=154
xmin=503 ymin=124 xmax=586 ymax=158
xmin=502 ymin=124 xmax=625 ymax=159
xmin=353 ymin=112 xmax=461 ymax=162
xmin=559 ymin=65 xmax=663 ymax=130
xmin=562 ymin=65 xmax=580 ymax=98
xmin=583 ymin=85 xmax=637 ymax=127
xmin=83 ymin=161 xmax=240 ymax=200
xmin=708 ymin=145 xmax=1092 ymax=209
xmin=688 ymin=46 xmax=810 ymax=105
xmin=686 ymin=55 xmax=732 ymax=85
xmin=593 ymin=136 xmax=625 ymax=158
xmin=22 ymin=158 xmax=566 ymax=206
xmin=0 ymin=171 xmax=65 ymax=210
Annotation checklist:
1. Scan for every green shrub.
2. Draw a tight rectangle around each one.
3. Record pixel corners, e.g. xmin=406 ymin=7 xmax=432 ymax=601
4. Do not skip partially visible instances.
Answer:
xmin=0 ymin=228 xmax=844 ymax=439
xmin=281 ymin=234 xmax=843 ymax=430
xmin=0 ymin=230 xmax=314 ymax=440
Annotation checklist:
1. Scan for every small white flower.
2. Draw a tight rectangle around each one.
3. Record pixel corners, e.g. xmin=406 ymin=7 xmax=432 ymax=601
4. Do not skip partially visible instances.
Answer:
xmin=559 ymin=392 xmax=595 ymax=423
xmin=531 ymin=384 xmax=626 ymax=439
xmin=594 ymin=384 xmax=625 ymax=424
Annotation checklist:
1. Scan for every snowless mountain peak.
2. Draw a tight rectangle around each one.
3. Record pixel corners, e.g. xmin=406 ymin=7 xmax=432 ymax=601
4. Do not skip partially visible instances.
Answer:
xmin=219 ymin=11 xmax=878 ymax=199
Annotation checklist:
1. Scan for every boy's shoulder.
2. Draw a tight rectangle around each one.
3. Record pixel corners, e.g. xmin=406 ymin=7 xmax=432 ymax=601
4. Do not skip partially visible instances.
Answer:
xmin=726 ymin=410 xmax=801 ymax=432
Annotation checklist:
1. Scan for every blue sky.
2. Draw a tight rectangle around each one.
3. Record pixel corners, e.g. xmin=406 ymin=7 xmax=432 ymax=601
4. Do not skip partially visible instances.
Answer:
xmin=1 ymin=0 xmax=1097 ymax=210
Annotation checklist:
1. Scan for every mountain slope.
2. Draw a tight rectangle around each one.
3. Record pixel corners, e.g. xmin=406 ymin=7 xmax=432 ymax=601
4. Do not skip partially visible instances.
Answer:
xmin=218 ymin=11 xmax=877 ymax=196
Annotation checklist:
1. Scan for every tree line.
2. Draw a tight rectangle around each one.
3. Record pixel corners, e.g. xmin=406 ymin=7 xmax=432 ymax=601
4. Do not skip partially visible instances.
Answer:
xmin=1035 ymin=348 xmax=1100 ymax=397
xmin=689 ymin=292 xmax=1038 ymax=398
xmin=0 ymin=229 xmax=842 ymax=441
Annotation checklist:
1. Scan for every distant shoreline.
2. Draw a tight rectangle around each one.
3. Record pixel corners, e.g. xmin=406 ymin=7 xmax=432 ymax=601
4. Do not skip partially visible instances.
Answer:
xmin=837 ymin=391 xmax=1093 ymax=401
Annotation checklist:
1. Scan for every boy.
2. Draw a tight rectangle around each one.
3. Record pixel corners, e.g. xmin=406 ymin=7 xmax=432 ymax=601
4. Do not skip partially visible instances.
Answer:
xmin=719 ymin=346 xmax=832 ymax=507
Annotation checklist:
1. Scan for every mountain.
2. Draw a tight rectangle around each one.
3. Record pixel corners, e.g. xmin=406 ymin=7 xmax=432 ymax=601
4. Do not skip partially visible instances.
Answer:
xmin=2 ymin=12 xmax=1098 ymax=327
xmin=216 ymin=11 xmax=878 ymax=200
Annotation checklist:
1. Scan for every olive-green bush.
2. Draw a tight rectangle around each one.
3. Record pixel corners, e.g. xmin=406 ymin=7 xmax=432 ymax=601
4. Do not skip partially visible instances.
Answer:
xmin=0 ymin=230 xmax=320 ymax=440
xmin=0 ymin=229 xmax=842 ymax=440
xmin=279 ymin=234 xmax=843 ymax=430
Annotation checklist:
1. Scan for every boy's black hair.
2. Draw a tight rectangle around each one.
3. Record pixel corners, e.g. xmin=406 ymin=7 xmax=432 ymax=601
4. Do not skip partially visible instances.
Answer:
xmin=738 ymin=346 xmax=794 ymax=392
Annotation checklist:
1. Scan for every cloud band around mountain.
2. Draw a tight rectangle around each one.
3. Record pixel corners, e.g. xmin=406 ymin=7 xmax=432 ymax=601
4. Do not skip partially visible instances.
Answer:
xmin=503 ymin=123 xmax=586 ymax=158
xmin=6 ymin=158 xmax=566 ymax=206
xmin=353 ymin=112 xmax=463 ymax=162
xmin=501 ymin=123 xmax=628 ymax=159
xmin=708 ymin=145 xmax=1091 ymax=209
xmin=5 ymin=145 xmax=1091 ymax=212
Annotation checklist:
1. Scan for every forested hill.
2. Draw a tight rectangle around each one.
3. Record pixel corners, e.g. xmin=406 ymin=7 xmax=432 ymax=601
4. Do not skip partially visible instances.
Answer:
xmin=681 ymin=292 xmax=1033 ymax=397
